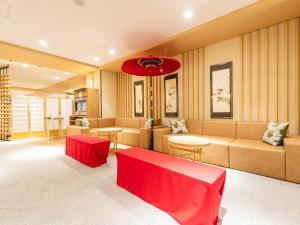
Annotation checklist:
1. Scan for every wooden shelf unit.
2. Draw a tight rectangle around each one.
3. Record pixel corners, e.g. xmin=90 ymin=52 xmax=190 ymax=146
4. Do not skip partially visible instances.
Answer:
xmin=0 ymin=65 xmax=12 ymax=141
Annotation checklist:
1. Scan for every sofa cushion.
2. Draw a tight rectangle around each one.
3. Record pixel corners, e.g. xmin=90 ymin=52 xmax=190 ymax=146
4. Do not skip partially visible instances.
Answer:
xmin=122 ymin=128 xmax=140 ymax=146
xmin=115 ymin=118 xmax=141 ymax=129
xmin=186 ymin=120 xmax=203 ymax=135
xmin=203 ymin=120 xmax=236 ymax=138
xmin=237 ymin=121 xmax=268 ymax=140
xmin=98 ymin=118 xmax=115 ymax=128
xmin=87 ymin=118 xmax=98 ymax=128
xmin=229 ymin=139 xmax=285 ymax=180
xmin=202 ymin=135 xmax=233 ymax=167
xmin=170 ymin=119 xmax=188 ymax=134
xmin=262 ymin=122 xmax=289 ymax=146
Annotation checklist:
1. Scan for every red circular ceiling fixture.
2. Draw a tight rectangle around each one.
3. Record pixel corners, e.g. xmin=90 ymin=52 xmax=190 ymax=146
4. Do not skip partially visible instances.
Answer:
xmin=121 ymin=55 xmax=181 ymax=76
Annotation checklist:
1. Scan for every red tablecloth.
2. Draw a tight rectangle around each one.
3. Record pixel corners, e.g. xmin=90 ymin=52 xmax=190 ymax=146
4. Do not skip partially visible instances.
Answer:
xmin=65 ymin=135 xmax=110 ymax=167
xmin=116 ymin=147 xmax=226 ymax=225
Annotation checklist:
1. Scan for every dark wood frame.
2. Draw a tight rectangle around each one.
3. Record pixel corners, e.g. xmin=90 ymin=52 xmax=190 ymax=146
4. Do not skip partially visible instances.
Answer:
xmin=134 ymin=80 xmax=144 ymax=117
xmin=210 ymin=62 xmax=233 ymax=119
xmin=164 ymin=73 xmax=178 ymax=118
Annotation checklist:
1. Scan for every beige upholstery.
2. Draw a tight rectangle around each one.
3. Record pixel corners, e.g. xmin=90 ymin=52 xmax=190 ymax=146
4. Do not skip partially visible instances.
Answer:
xmin=153 ymin=127 xmax=171 ymax=152
xmin=98 ymin=118 xmax=115 ymax=128
xmin=67 ymin=126 xmax=90 ymax=136
xmin=203 ymin=120 xmax=236 ymax=138
xmin=284 ymin=136 xmax=300 ymax=183
xmin=140 ymin=128 xmax=152 ymax=149
xmin=186 ymin=120 xmax=203 ymax=135
xmin=115 ymin=118 xmax=141 ymax=129
xmin=88 ymin=118 xmax=99 ymax=128
xmin=230 ymin=139 xmax=285 ymax=180
xmin=237 ymin=121 xmax=268 ymax=140
xmin=67 ymin=117 xmax=161 ymax=149
xmin=202 ymin=135 xmax=233 ymax=167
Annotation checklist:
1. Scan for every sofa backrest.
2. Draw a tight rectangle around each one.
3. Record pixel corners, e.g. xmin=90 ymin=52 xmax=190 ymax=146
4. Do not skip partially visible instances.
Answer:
xmin=203 ymin=120 xmax=236 ymax=138
xmin=98 ymin=118 xmax=115 ymax=128
xmin=88 ymin=118 xmax=99 ymax=128
xmin=186 ymin=120 xmax=203 ymax=135
xmin=237 ymin=121 xmax=268 ymax=140
xmin=115 ymin=118 xmax=141 ymax=129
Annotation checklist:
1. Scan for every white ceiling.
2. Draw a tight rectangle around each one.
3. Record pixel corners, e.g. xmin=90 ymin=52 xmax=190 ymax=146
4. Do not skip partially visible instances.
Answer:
xmin=0 ymin=59 xmax=76 ymax=89
xmin=0 ymin=0 xmax=256 ymax=67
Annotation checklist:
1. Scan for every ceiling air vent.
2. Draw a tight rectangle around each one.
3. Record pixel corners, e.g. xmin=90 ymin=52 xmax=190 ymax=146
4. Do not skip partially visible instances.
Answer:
xmin=0 ymin=1 xmax=11 ymax=19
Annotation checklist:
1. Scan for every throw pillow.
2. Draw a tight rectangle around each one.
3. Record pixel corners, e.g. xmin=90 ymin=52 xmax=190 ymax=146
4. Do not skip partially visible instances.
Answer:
xmin=144 ymin=118 xmax=154 ymax=128
xmin=262 ymin=122 xmax=289 ymax=146
xmin=80 ymin=118 xmax=90 ymax=127
xmin=170 ymin=119 xmax=188 ymax=134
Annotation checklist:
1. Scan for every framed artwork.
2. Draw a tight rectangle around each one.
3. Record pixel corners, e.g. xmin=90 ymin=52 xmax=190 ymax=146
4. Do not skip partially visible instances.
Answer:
xmin=134 ymin=80 xmax=144 ymax=117
xmin=164 ymin=73 xmax=178 ymax=117
xmin=210 ymin=62 xmax=233 ymax=119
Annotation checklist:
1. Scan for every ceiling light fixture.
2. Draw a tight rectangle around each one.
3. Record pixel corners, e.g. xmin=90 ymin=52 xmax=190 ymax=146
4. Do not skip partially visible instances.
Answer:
xmin=64 ymin=72 xmax=70 ymax=75
xmin=93 ymin=57 xmax=100 ymax=62
xmin=108 ymin=49 xmax=116 ymax=55
xmin=38 ymin=40 xmax=48 ymax=47
xmin=22 ymin=63 xmax=29 ymax=68
xmin=39 ymin=85 xmax=43 ymax=88
xmin=55 ymin=76 xmax=60 ymax=80
xmin=183 ymin=10 xmax=193 ymax=19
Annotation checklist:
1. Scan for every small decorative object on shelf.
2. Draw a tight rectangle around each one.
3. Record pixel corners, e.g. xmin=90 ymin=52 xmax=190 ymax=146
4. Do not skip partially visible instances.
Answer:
xmin=0 ymin=64 xmax=12 ymax=141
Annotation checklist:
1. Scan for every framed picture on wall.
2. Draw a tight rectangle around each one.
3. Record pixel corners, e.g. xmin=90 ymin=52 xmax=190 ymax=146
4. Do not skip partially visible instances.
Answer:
xmin=134 ymin=80 xmax=144 ymax=117
xmin=164 ymin=73 xmax=178 ymax=117
xmin=210 ymin=62 xmax=233 ymax=119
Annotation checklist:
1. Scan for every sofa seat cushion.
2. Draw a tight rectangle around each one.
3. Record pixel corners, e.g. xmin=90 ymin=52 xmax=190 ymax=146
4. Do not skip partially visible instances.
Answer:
xmin=202 ymin=135 xmax=233 ymax=167
xmin=120 ymin=127 xmax=140 ymax=147
xmin=162 ymin=134 xmax=231 ymax=167
xmin=229 ymin=139 xmax=285 ymax=179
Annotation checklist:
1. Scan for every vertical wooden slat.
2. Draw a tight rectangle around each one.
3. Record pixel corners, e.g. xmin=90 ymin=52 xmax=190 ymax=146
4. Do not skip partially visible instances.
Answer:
xmin=193 ymin=49 xmax=199 ymax=120
xmin=258 ymin=28 xmax=268 ymax=122
xmin=183 ymin=52 xmax=189 ymax=119
xmin=198 ymin=48 xmax=204 ymax=120
xmin=277 ymin=22 xmax=289 ymax=122
xmin=242 ymin=33 xmax=251 ymax=121
xmin=239 ymin=36 xmax=244 ymax=121
xmin=188 ymin=51 xmax=194 ymax=119
xmin=267 ymin=25 xmax=278 ymax=122
xmin=250 ymin=31 xmax=259 ymax=121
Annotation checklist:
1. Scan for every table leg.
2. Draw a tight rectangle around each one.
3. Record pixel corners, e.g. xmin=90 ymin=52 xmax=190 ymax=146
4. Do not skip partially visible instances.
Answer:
xmin=114 ymin=132 xmax=118 ymax=152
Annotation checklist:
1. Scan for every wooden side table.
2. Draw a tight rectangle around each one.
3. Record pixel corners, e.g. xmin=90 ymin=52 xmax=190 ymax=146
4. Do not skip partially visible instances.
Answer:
xmin=96 ymin=127 xmax=122 ymax=152
xmin=168 ymin=136 xmax=210 ymax=161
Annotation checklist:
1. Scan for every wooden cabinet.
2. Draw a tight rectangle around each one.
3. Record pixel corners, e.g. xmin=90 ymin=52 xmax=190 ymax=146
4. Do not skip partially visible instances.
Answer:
xmin=73 ymin=88 xmax=99 ymax=120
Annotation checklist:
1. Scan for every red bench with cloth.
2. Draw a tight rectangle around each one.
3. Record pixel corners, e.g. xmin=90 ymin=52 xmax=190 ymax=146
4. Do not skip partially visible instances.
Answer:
xmin=116 ymin=147 xmax=226 ymax=225
xmin=65 ymin=135 xmax=110 ymax=167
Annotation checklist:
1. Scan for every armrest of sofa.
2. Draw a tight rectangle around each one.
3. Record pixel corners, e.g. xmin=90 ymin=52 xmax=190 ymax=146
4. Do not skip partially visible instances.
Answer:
xmin=284 ymin=136 xmax=300 ymax=183
xmin=140 ymin=128 xmax=152 ymax=149
xmin=153 ymin=127 xmax=171 ymax=152
xmin=67 ymin=125 xmax=90 ymax=136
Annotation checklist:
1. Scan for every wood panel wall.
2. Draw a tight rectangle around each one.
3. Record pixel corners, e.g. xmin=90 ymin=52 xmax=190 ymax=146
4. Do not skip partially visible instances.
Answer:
xmin=117 ymin=72 xmax=132 ymax=118
xmin=145 ymin=76 xmax=162 ymax=119
xmin=241 ymin=18 xmax=299 ymax=134
xmin=116 ymin=18 xmax=300 ymax=134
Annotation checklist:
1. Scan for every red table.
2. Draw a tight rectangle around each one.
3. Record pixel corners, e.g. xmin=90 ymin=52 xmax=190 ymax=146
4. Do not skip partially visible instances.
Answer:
xmin=116 ymin=147 xmax=226 ymax=225
xmin=66 ymin=135 xmax=110 ymax=167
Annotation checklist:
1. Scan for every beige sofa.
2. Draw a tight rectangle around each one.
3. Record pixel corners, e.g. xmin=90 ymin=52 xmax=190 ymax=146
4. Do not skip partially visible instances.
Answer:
xmin=67 ymin=117 xmax=160 ymax=149
xmin=154 ymin=120 xmax=300 ymax=184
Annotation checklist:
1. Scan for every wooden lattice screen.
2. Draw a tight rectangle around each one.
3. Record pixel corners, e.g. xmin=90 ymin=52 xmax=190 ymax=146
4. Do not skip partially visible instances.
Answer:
xmin=0 ymin=65 xmax=12 ymax=141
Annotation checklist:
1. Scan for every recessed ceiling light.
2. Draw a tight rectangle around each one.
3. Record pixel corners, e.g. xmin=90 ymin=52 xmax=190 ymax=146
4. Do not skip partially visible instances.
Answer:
xmin=108 ymin=49 xmax=116 ymax=55
xmin=64 ymin=72 xmax=70 ymax=75
xmin=39 ymin=85 xmax=43 ymax=88
xmin=38 ymin=40 xmax=48 ymax=47
xmin=22 ymin=63 xmax=29 ymax=68
xmin=183 ymin=10 xmax=193 ymax=19
xmin=55 ymin=76 xmax=60 ymax=80
xmin=93 ymin=57 xmax=100 ymax=62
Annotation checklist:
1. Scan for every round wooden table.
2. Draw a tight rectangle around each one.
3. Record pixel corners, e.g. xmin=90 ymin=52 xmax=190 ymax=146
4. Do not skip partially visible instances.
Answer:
xmin=168 ymin=136 xmax=210 ymax=162
xmin=96 ymin=127 xmax=122 ymax=152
